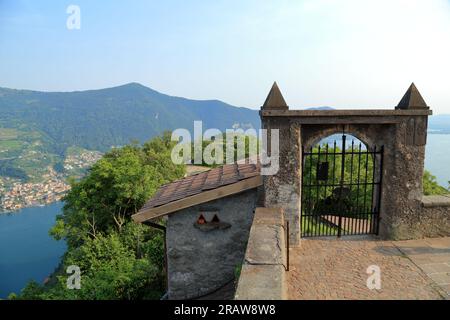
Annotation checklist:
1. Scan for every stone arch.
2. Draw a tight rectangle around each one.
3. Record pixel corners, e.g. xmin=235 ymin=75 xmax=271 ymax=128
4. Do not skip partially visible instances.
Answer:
xmin=302 ymin=125 xmax=377 ymax=152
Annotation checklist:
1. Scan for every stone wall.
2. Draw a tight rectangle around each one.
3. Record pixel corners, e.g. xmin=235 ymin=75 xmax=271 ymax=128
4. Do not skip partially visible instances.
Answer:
xmin=396 ymin=195 xmax=450 ymax=239
xmin=166 ymin=189 xmax=257 ymax=300
xmin=260 ymin=109 xmax=431 ymax=242
xmin=235 ymin=207 xmax=287 ymax=300
xmin=262 ymin=118 xmax=301 ymax=245
xmin=380 ymin=116 xmax=428 ymax=240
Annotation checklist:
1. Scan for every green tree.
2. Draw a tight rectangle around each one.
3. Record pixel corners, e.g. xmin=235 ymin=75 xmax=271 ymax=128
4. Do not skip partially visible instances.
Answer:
xmin=423 ymin=170 xmax=448 ymax=195
xmin=13 ymin=133 xmax=184 ymax=300
xmin=50 ymin=132 xmax=184 ymax=248
xmin=14 ymin=227 xmax=164 ymax=300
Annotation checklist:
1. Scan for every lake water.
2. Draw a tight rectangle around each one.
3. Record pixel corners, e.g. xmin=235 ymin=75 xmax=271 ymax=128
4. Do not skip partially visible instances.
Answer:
xmin=425 ymin=134 xmax=450 ymax=187
xmin=0 ymin=134 xmax=448 ymax=299
xmin=0 ymin=202 xmax=66 ymax=298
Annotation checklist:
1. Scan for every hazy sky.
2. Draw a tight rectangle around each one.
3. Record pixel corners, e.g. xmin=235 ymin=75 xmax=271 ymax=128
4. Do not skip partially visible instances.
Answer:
xmin=1 ymin=0 xmax=449 ymax=113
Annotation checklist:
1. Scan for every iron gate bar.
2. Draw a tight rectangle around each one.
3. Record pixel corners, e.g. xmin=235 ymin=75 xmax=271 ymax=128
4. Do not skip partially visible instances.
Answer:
xmin=322 ymin=144 xmax=329 ymax=235
xmin=370 ymin=146 xmax=378 ymax=234
xmin=315 ymin=145 xmax=321 ymax=237
xmin=302 ymin=182 xmax=381 ymax=188
xmin=347 ymin=140 xmax=355 ymax=235
xmin=362 ymin=146 xmax=370 ymax=234
xmin=376 ymin=146 xmax=384 ymax=235
xmin=302 ymin=151 xmax=381 ymax=155
xmin=300 ymin=146 xmax=304 ymax=239
xmin=337 ymin=134 xmax=346 ymax=237
xmin=300 ymin=137 xmax=384 ymax=238
xmin=355 ymin=143 xmax=362 ymax=232
xmin=330 ymin=140 xmax=337 ymax=236
xmin=308 ymin=144 xmax=313 ymax=235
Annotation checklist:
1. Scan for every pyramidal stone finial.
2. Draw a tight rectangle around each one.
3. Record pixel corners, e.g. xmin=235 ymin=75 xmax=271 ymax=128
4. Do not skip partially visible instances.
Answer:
xmin=262 ymin=82 xmax=288 ymax=110
xmin=396 ymin=83 xmax=429 ymax=110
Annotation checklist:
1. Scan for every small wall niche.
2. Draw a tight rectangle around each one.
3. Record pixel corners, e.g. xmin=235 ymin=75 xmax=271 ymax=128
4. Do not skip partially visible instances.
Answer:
xmin=194 ymin=210 xmax=231 ymax=232
xmin=196 ymin=214 xmax=207 ymax=225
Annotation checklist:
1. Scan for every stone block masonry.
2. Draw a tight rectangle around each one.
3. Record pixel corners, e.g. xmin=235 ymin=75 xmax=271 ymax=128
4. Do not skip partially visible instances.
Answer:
xmin=414 ymin=195 xmax=450 ymax=238
xmin=260 ymin=82 xmax=436 ymax=243
xmin=385 ymin=195 xmax=450 ymax=240
xmin=235 ymin=207 xmax=287 ymax=300
xmin=166 ymin=189 xmax=257 ymax=300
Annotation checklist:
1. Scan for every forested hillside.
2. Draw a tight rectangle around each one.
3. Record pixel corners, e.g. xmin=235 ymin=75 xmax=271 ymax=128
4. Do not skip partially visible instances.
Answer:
xmin=0 ymin=83 xmax=259 ymax=181
xmin=0 ymin=83 xmax=259 ymax=153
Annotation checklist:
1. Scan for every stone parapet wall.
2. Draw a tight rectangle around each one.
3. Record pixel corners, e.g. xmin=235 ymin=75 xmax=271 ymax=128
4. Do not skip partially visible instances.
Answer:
xmin=389 ymin=195 xmax=450 ymax=239
xmin=416 ymin=195 xmax=450 ymax=238
xmin=235 ymin=207 xmax=287 ymax=300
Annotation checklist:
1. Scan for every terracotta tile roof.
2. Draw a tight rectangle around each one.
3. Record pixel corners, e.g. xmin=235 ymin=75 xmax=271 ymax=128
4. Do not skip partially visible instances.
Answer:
xmin=139 ymin=162 xmax=260 ymax=212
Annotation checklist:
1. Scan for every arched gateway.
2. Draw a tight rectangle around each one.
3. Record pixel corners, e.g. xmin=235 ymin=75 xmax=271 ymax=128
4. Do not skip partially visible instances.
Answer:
xmin=301 ymin=133 xmax=383 ymax=238
xmin=260 ymin=82 xmax=431 ymax=244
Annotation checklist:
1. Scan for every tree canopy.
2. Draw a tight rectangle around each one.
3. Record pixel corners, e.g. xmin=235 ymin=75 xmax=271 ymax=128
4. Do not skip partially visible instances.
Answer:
xmin=10 ymin=132 xmax=185 ymax=300
xmin=423 ymin=170 xmax=449 ymax=195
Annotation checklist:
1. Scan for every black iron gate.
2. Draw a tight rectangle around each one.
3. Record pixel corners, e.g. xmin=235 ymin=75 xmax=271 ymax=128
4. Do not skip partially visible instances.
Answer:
xmin=300 ymin=134 xmax=384 ymax=237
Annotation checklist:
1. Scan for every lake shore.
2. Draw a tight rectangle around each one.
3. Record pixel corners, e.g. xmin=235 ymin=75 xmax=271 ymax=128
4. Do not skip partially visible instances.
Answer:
xmin=0 ymin=202 xmax=67 ymax=298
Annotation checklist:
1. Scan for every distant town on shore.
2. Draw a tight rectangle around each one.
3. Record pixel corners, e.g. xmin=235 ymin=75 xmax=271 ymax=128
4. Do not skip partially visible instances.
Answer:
xmin=0 ymin=150 xmax=102 ymax=212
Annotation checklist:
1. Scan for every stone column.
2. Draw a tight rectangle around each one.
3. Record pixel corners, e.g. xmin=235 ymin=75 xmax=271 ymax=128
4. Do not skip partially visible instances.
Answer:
xmin=379 ymin=83 xmax=431 ymax=239
xmin=260 ymin=82 xmax=302 ymax=245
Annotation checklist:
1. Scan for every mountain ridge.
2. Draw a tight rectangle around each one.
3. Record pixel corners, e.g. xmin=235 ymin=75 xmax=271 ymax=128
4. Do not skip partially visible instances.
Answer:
xmin=0 ymin=83 xmax=262 ymax=181
xmin=0 ymin=82 xmax=260 ymax=154
xmin=0 ymin=82 xmax=250 ymax=109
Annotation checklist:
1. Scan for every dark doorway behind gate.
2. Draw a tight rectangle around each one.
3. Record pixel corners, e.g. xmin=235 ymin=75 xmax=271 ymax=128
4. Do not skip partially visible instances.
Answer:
xmin=301 ymin=134 xmax=384 ymax=237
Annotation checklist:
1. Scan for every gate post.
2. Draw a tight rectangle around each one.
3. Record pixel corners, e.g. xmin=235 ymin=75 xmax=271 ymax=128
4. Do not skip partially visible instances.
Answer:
xmin=260 ymin=82 xmax=302 ymax=245
xmin=378 ymin=83 xmax=431 ymax=239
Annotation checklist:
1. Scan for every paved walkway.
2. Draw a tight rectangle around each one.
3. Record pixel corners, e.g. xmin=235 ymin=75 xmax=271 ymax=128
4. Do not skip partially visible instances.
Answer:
xmin=287 ymin=236 xmax=450 ymax=300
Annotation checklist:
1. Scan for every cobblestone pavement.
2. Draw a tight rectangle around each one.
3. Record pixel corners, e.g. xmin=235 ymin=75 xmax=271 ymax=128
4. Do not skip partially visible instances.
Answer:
xmin=287 ymin=236 xmax=450 ymax=300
